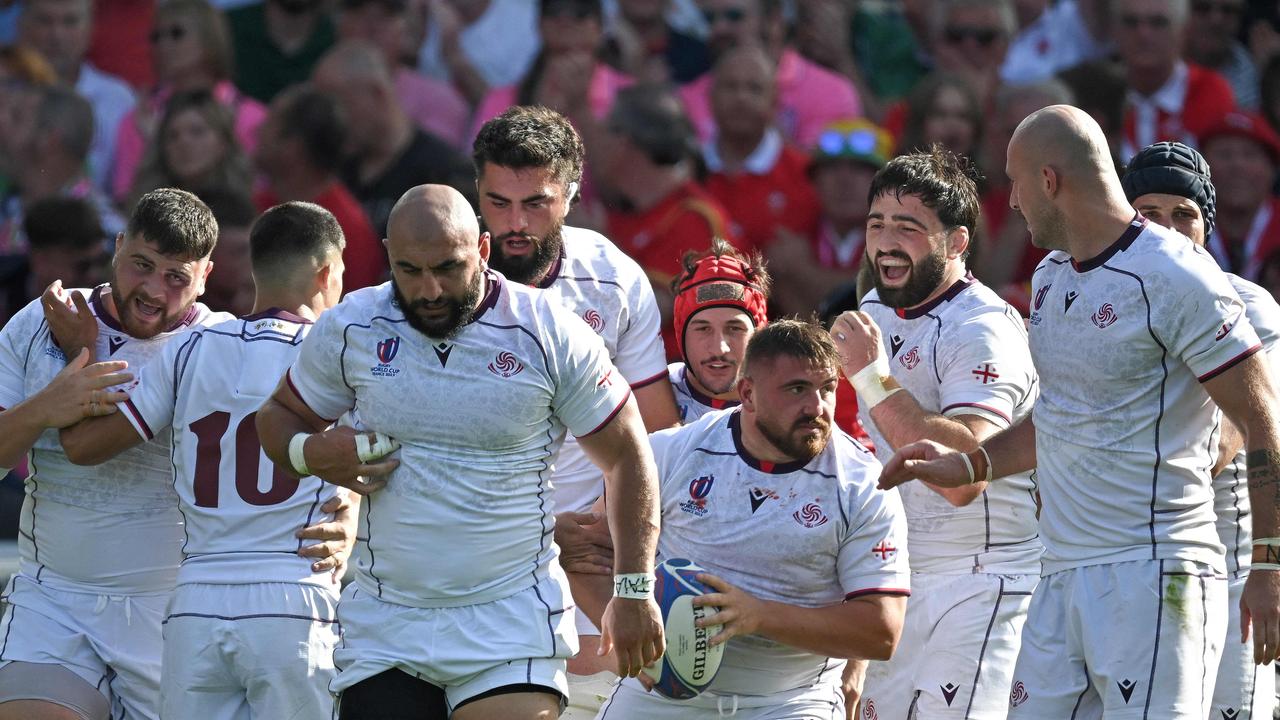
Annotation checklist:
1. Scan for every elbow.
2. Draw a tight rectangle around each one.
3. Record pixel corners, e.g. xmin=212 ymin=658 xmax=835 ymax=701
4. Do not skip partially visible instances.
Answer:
xmin=865 ymin=621 xmax=903 ymax=661
xmin=59 ymin=440 xmax=96 ymax=466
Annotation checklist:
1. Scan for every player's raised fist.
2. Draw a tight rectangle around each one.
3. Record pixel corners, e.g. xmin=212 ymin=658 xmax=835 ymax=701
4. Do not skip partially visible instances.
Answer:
xmin=830 ymin=311 xmax=883 ymax=375
xmin=41 ymin=280 xmax=99 ymax=361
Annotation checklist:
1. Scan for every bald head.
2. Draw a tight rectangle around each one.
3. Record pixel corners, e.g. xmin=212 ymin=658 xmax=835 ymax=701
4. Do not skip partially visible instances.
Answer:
xmin=388 ymin=185 xmax=480 ymax=250
xmin=1009 ymin=104 xmax=1113 ymax=181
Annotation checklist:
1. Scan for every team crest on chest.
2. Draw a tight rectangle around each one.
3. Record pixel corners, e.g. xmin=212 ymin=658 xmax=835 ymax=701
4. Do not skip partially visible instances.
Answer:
xmin=1091 ymin=303 xmax=1118 ymax=329
xmin=792 ymin=501 xmax=829 ymax=528
xmin=583 ymin=309 xmax=605 ymax=333
xmin=899 ymin=347 xmax=920 ymax=370
xmin=487 ymin=351 xmax=524 ymax=378
xmin=372 ymin=336 xmax=402 ymax=377
xmin=680 ymin=475 xmax=714 ymax=517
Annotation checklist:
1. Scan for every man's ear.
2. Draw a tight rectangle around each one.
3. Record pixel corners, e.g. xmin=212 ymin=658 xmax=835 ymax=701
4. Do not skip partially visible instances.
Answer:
xmin=946 ymin=226 xmax=971 ymax=260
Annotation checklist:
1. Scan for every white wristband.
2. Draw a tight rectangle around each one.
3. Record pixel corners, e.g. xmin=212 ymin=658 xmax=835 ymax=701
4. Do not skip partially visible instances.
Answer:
xmin=850 ymin=355 xmax=902 ymax=410
xmin=289 ymin=433 xmax=312 ymax=476
xmin=613 ymin=573 xmax=656 ymax=600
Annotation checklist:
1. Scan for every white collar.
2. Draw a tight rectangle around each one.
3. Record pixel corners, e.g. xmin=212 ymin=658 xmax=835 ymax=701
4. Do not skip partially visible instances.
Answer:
xmin=1128 ymin=61 xmax=1188 ymax=113
xmin=703 ymin=128 xmax=784 ymax=175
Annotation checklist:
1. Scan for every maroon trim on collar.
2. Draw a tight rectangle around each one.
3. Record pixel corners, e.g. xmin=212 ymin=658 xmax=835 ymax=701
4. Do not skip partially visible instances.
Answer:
xmin=895 ymin=273 xmax=976 ymax=320
xmin=242 ymin=308 xmax=313 ymax=324
xmin=1071 ymin=216 xmax=1147 ymax=273
xmin=533 ymin=249 xmax=565 ymax=289
xmin=471 ymin=270 xmax=502 ymax=323
xmin=728 ymin=411 xmax=811 ymax=474
xmin=682 ymin=364 xmax=740 ymax=410
xmin=90 ymin=284 xmax=124 ymax=332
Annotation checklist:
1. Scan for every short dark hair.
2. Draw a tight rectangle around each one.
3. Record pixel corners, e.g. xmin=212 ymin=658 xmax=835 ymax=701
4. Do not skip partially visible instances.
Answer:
xmin=672 ymin=237 xmax=773 ymax=298
xmin=869 ymin=145 xmax=981 ymax=243
xmin=24 ymin=197 xmax=105 ymax=252
xmin=742 ymin=319 xmax=841 ymax=379
xmin=249 ymin=201 xmax=346 ymax=276
xmin=273 ymin=84 xmax=348 ymax=173
xmin=607 ymin=84 xmax=696 ymax=166
xmin=472 ymin=106 xmax=585 ymax=186
xmin=126 ymin=188 xmax=219 ymax=259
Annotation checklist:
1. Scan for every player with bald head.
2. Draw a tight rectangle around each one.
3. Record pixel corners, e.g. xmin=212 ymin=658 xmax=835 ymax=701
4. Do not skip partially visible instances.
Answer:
xmin=879 ymin=105 xmax=1280 ymax=718
xmin=257 ymin=185 xmax=665 ymax=720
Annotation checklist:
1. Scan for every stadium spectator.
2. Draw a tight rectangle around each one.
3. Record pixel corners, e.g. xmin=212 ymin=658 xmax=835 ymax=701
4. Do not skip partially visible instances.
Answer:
xmin=0 ymin=46 xmax=57 ymax=192
xmin=256 ymin=184 xmax=665 ymax=719
xmin=703 ymin=44 xmax=820 ymax=255
xmin=600 ymin=0 xmax=711 ymax=83
xmin=881 ymin=103 xmax=1280 ymax=717
xmin=1058 ymin=59 xmax=1129 ymax=163
xmin=85 ymin=0 xmax=154 ymax=89
xmin=1121 ymin=140 xmax=1279 ymax=720
xmin=848 ymin=0 xmax=931 ymax=105
xmin=0 ymin=196 xmax=108 ymax=323
xmin=254 ymin=84 xmax=383 ymax=292
xmin=226 ymin=0 xmax=335 ymax=103
xmin=595 ymin=319 xmax=910 ymax=719
xmin=999 ymin=0 xmax=1110 ymax=85
xmin=847 ymin=147 xmax=1040 ymax=719
xmin=0 ymin=85 xmax=124 ymax=255
xmin=894 ymin=73 xmax=984 ymax=165
xmin=1201 ymin=111 xmax=1280 ymax=282
xmin=313 ymin=40 xmax=476 ymax=238
xmin=1117 ymin=0 xmax=1235 ymax=158
xmin=601 ymin=84 xmax=737 ymax=325
xmin=928 ymin=0 xmax=1015 ymax=111
xmin=1185 ymin=0 xmax=1259 ymax=109
xmin=416 ymin=0 xmax=541 ymax=106
xmin=680 ymin=0 xmax=863 ymax=148
xmin=766 ymin=118 xmax=889 ymax=318
xmin=335 ymin=0 xmax=471 ymax=149
xmin=792 ymin=0 xmax=879 ymax=118
xmin=128 ymin=89 xmax=253 ymax=210
xmin=18 ymin=0 xmax=135 ymax=193
xmin=199 ymin=187 xmax=257 ymax=316
xmin=111 ymin=0 xmax=267 ymax=205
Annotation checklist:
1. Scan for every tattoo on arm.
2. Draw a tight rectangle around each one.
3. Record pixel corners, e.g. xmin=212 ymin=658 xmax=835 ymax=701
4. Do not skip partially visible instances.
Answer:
xmin=1246 ymin=449 xmax=1280 ymax=503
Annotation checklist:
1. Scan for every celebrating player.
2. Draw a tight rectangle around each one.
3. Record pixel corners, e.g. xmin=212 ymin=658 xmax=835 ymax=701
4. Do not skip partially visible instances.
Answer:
xmin=57 ymin=202 xmax=352 ymax=719
xmin=879 ymin=105 xmax=1280 ymax=718
xmin=1122 ymin=141 xmax=1279 ymax=720
xmin=595 ymin=320 xmax=909 ymax=718
xmin=836 ymin=147 xmax=1041 ymax=718
xmin=667 ymin=238 xmax=770 ymax=424
xmin=255 ymin=185 xmax=664 ymax=720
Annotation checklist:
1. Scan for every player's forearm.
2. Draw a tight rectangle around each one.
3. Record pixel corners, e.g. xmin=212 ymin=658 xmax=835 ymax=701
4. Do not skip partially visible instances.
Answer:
xmin=257 ymin=396 xmax=321 ymax=476
xmin=1247 ymin=447 xmax=1280 ymax=542
xmin=605 ymin=455 xmax=660 ymax=575
xmin=870 ymin=392 xmax=980 ymax=454
xmin=59 ymin=413 xmax=142 ymax=465
xmin=633 ymin=380 xmax=681 ymax=432
xmin=754 ymin=596 xmax=905 ymax=661
xmin=567 ymin=572 xmax=612 ymax=628
xmin=0 ymin=400 xmax=51 ymax=469
xmin=979 ymin=415 xmax=1037 ymax=480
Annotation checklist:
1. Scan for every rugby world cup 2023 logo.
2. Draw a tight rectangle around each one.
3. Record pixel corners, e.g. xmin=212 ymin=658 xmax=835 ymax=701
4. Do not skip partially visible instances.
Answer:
xmin=372 ymin=337 xmax=401 ymax=377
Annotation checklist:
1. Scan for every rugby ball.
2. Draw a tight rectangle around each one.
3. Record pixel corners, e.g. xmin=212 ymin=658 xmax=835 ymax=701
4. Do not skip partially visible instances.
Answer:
xmin=642 ymin=558 xmax=726 ymax=699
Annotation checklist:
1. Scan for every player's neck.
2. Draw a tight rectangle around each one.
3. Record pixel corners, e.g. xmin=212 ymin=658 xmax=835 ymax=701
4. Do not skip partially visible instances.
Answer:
xmin=250 ymin=292 xmax=320 ymax=322
xmin=901 ymin=262 xmax=967 ymax=312
xmin=686 ymin=367 xmax=738 ymax=403
xmin=1062 ymin=195 xmax=1143 ymax=263
xmin=738 ymin=412 xmax=799 ymax=465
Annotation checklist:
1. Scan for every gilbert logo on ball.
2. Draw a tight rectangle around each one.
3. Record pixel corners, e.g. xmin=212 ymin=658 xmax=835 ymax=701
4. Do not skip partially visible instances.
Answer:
xmin=642 ymin=558 xmax=726 ymax=699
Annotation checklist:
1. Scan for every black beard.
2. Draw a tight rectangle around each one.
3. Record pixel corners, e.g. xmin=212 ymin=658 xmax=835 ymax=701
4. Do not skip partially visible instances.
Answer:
xmin=110 ymin=284 xmax=190 ymax=339
xmin=755 ymin=414 xmax=830 ymax=464
xmin=488 ymin=220 xmax=564 ymax=285
xmin=392 ymin=270 xmax=483 ymax=340
xmin=871 ymin=249 xmax=949 ymax=309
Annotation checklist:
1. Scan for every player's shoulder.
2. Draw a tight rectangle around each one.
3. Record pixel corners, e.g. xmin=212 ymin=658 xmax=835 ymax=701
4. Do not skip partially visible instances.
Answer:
xmin=325 ymin=283 xmax=398 ymax=325
xmin=651 ymin=407 xmax=734 ymax=459
xmin=1229 ymin=274 xmax=1280 ymax=348
xmin=560 ymin=226 xmax=650 ymax=287
xmin=943 ymin=281 xmax=1028 ymax=337
xmin=1031 ymin=250 xmax=1073 ymax=278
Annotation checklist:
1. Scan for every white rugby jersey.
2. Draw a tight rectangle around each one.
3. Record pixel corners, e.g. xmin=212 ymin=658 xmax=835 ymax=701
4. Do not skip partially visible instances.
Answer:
xmin=1215 ymin=275 xmax=1280 ymax=578
xmin=285 ymin=272 xmax=630 ymax=608
xmin=119 ymin=310 xmax=343 ymax=588
xmin=1028 ymin=217 xmax=1261 ymax=575
xmin=541 ymin=226 xmax=669 ymax=514
xmin=669 ymin=362 xmax=739 ymax=424
xmin=0 ymin=286 xmax=229 ymax=594
xmin=650 ymin=409 xmax=910 ymax=696
xmin=860 ymin=277 xmax=1042 ymax=575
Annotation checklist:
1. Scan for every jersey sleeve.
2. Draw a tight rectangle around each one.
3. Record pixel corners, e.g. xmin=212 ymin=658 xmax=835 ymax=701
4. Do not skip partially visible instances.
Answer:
xmin=937 ymin=311 xmax=1036 ymax=429
xmin=839 ymin=472 xmax=911 ymax=600
xmin=547 ymin=304 xmax=633 ymax=438
xmin=285 ymin=309 xmax=355 ymax=422
xmin=1158 ymin=249 xmax=1262 ymax=382
xmin=119 ymin=331 xmax=196 ymax=440
xmin=0 ymin=299 xmax=43 ymax=410
xmin=613 ymin=271 xmax=668 ymax=389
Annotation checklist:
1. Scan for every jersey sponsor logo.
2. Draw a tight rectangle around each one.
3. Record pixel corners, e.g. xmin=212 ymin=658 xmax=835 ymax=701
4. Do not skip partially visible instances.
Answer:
xmin=748 ymin=486 xmax=777 ymax=513
xmin=1091 ymin=303 xmax=1118 ymax=329
xmin=433 ymin=343 xmax=453 ymax=367
xmin=1010 ymin=681 xmax=1030 ymax=707
xmin=900 ymin=346 xmax=920 ymax=370
xmin=792 ymin=502 xmax=829 ymax=528
xmin=941 ymin=682 xmax=959 ymax=706
xmin=872 ymin=540 xmax=897 ymax=560
xmin=372 ymin=336 xmax=402 ymax=377
xmin=1033 ymin=284 xmax=1051 ymax=311
xmin=1117 ymin=679 xmax=1136 ymax=703
xmin=108 ymin=335 xmax=127 ymax=355
xmin=680 ymin=475 xmax=714 ymax=517
xmin=487 ymin=351 xmax=524 ymax=378
xmin=1064 ymin=291 xmax=1078 ymax=312
xmin=889 ymin=334 xmax=905 ymax=357
xmin=972 ymin=363 xmax=999 ymax=384
xmin=583 ymin=309 xmax=605 ymax=333
xmin=862 ymin=700 xmax=880 ymax=720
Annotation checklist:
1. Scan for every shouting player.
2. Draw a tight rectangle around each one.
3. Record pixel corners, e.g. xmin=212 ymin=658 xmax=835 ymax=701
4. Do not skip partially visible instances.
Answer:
xmin=880 ymin=105 xmax=1280 ymax=718
xmin=256 ymin=185 xmax=664 ymax=720
xmin=835 ymin=147 xmax=1041 ymax=718
xmin=1122 ymin=141 xmax=1279 ymax=720
xmin=58 ymin=202 xmax=352 ymax=719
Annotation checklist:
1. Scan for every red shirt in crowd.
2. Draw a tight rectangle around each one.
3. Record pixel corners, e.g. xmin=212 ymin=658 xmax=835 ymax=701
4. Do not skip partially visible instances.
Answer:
xmin=254 ymin=182 xmax=384 ymax=293
xmin=1122 ymin=62 xmax=1235 ymax=160
xmin=1209 ymin=197 xmax=1280 ymax=284
xmin=88 ymin=0 xmax=153 ymax=90
xmin=703 ymin=130 xmax=821 ymax=255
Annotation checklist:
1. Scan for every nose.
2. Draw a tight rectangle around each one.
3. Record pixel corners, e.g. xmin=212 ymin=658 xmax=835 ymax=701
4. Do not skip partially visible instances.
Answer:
xmin=418 ymin=272 xmax=444 ymax=302
xmin=714 ymin=330 xmax=731 ymax=355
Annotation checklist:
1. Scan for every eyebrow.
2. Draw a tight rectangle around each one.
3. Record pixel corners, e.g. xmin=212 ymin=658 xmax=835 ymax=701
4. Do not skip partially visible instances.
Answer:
xmin=867 ymin=212 xmax=929 ymax=230
xmin=485 ymin=191 xmax=551 ymax=204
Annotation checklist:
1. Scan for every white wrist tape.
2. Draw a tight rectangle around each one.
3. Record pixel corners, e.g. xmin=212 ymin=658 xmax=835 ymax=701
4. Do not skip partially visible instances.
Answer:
xmin=850 ymin=355 xmax=902 ymax=410
xmin=1251 ymin=563 xmax=1280 ymax=571
xmin=1254 ymin=537 xmax=1280 ymax=547
xmin=355 ymin=432 xmax=400 ymax=462
xmin=613 ymin=573 xmax=656 ymax=600
xmin=289 ymin=433 xmax=312 ymax=475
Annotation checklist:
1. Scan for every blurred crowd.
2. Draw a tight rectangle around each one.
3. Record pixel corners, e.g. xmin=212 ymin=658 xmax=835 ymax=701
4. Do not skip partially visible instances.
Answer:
xmin=0 ymin=0 xmax=1278 ymax=331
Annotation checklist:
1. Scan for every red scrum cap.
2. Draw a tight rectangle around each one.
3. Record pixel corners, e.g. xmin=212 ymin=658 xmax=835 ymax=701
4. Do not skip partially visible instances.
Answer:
xmin=673 ymin=252 xmax=769 ymax=362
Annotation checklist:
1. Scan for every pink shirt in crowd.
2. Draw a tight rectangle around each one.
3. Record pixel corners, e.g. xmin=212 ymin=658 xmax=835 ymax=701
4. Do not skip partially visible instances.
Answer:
xmin=396 ymin=68 xmax=471 ymax=149
xmin=468 ymin=63 xmax=633 ymax=143
xmin=679 ymin=48 xmax=862 ymax=149
xmin=111 ymin=81 xmax=267 ymax=204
